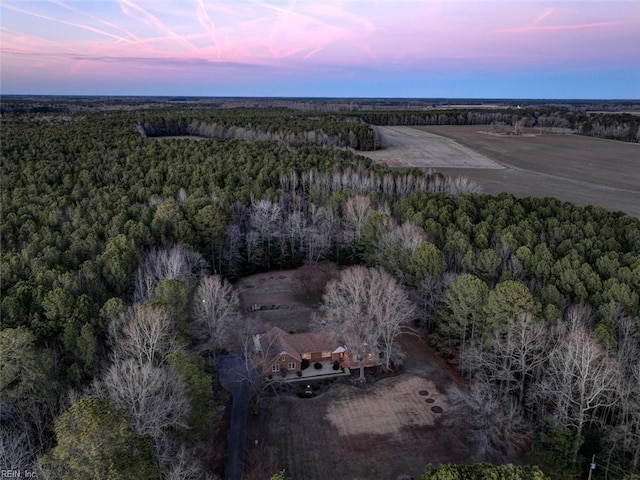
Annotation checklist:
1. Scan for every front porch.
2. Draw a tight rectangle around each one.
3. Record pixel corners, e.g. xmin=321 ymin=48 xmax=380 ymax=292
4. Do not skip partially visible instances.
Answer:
xmin=270 ymin=362 xmax=351 ymax=383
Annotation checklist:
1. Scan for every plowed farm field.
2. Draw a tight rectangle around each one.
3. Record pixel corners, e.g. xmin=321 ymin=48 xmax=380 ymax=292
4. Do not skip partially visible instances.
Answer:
xmin=361 ymin=126 xmax=502 ymax=169
xmin=361 ymin=126 xmax=640 ymax=218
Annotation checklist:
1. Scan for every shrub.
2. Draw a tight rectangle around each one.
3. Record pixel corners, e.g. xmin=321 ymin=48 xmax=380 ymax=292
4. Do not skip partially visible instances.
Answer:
xmin=332 ymin=361 xmax=340 ymax=370
xmin=301 ymin=359 xmax=310 ymax=370
xmin=314 ymin=362 xmax=323 ymax=370
xmin=296 ymin=371 xmax=302 ymax=377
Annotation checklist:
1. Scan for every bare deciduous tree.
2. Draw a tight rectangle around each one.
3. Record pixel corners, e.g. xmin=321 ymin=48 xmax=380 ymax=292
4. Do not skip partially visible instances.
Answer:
xmin=302 ymin=204 xmax=336 ymax=262
xmin=342 ymin=195 xmax=373 ymax=244
xmin=564 ymin=303 xmax=597 ymax=332
xmin=134 ymin=245 xmax=206 ymax=304
xmin=372 ymin=220 xmax=427 ymax=283
xmin=220 ymin=224 xmax=243 ymax=276
xmin=110 ymin=305 xmax=177 ymax=366
xmin=192 ymin=275 xmax=239 ymax=355
xmin=463 ymin=312 xmax=553 ymax=404
xmin=248 ymin=199 xmax=283 ymax=269
xmin=0 ymin=421 xmax=38 ymax=471
xmin=315 ymin=266 xmax=415 ymax=380
xmin=410 ymin=273 xmax=451 ymax=331
xmin=613 ymin=313 xmax=640 ymax=472
xmin=533 ymin=326 xmax=619 ymax=461
xmin=100 ymin=359 xmax=190 ymax=448
xmin=446 ymin=381 xmax=529 ymax=462
xmin=164 ymin=445 xmax=204 ymax=480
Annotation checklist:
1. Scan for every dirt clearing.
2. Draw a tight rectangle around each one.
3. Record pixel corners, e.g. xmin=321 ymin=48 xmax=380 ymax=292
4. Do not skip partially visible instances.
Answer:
xmin=234 ymin=269 xmax=319 ymax=333
xmin=326 ymin=376 xmax=447 ymax=436
xmin=359 ymin=126 xmax=503 ymax=169
xmin=237 ymin=273 xmax=472 ymax=479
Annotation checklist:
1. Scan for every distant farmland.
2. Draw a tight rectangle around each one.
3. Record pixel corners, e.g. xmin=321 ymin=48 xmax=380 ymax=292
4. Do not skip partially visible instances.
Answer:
xmin=362 ymin=126 xmax=502 ymax=169
xmin=362 ymin=126 xmax=640 ymax=218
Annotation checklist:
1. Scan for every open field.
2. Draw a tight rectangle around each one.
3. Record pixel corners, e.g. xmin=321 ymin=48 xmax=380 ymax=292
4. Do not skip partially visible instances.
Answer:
xmin=325 ymin=376 xmax=447 ymax=436
xmin=360 ymin=126 xmax=502 ymax=169
xmin=234 ymin=269 xmax=321 ymax=333
xmin=366 ymin=126 xmax=640 ymax=217
xmin=589 ymin=110 xmax=640 ymax=116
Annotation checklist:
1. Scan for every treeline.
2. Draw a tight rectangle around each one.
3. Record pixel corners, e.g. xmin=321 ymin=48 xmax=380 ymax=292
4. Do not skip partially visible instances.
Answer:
xmin=270 ymin=463 xmax=550 ymax=480
xmin=577 ymin=112 xmax=640 ymax=142
xmin=421 ymin=463 xmax=549 ymax=480
xmin=1 ymin=106 xmax=639 ymax=478
xmin=137 ymin=108 xmax=379 ymax=150
xmin=354 ymin=109 xmax=640 ymax=143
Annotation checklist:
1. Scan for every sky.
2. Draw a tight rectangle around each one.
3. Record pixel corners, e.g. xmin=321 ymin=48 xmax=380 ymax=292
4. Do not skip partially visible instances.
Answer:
xmin=1 ymin=0 xmax=639 ymax=99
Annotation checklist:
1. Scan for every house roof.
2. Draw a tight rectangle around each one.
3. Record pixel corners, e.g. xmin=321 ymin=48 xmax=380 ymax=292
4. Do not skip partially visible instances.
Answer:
xmin=258 ymin=327 xmax=302 ymax=363
xmin=286 ymin=331 xmax=341 ymax=355
xmin=257 ymin=327 xmax=343 ymax=364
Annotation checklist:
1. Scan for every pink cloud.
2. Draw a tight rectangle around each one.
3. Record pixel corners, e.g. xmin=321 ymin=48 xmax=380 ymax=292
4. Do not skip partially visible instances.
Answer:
xmin=1 ymin=0 xmax=639 ymax=95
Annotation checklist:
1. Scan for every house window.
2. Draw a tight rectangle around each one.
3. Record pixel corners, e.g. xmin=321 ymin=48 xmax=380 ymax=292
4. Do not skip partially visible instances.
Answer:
xmin=301 ymin=353 xmax=311 ymax=360
xmin=272 ymin=364 xmax=280 ymax=372
xmin=322 ymin=351 xmax=331 ymax=358
xmin=288 ymin=362 xmax=296 ymax=370
xmin=353 ymin=354 xmax=363 ymax=362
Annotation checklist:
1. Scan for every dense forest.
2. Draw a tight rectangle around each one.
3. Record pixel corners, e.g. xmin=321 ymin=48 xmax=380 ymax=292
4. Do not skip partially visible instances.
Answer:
xmin=3 ymin=96 xmax=639 ymax=143
xmin=1 ymin=102 xmax=639 ymax=479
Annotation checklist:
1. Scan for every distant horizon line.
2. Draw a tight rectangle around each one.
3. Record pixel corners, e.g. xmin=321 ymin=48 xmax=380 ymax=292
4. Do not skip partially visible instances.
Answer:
xmin=3 ymin=94 xmax=640 ymax=102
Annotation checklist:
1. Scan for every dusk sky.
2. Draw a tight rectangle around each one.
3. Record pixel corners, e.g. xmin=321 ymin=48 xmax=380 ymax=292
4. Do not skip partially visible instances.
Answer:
xmin=2 ymin=1 xmax=639 ymax=98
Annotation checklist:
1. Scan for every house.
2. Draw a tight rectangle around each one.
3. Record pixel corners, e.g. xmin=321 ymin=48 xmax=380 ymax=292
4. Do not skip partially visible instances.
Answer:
xmin=253 ymin=326 xmax=382 ymax=378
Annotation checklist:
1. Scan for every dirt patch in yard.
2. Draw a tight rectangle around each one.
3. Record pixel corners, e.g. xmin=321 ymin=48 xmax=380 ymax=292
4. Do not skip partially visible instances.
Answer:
xmin=326 ymin=376 xmax=446 ymax=436
xmin=234 ymin=269 xmax=320 ymax=333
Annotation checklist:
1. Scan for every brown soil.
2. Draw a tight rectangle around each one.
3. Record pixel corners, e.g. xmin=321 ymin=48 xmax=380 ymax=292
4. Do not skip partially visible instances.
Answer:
xmin=326 ymin=376 xmax=447 ymax=435
xmin=234 ymin=269 xmax=321 ymax=333
xmin=415 ymin=125 xmax=640 ymax=218
xmin=359 ymin=126 xmax=502 ymax=169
